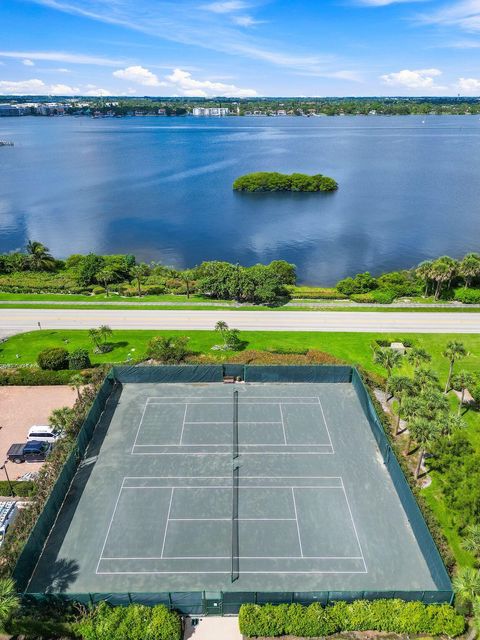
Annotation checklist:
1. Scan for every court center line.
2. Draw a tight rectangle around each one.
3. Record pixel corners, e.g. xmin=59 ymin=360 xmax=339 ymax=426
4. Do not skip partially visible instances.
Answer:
xmin=131 ymin=403 xmax=149 ymax=453
xmin=317 ymin=396 xmax=334 ymax=453
xmin=160 ymin=488 xmax=174 ymax=559
xmin=97 ymin=570 xmax=369 ymax=575
xmin=179 ymin=404 xmax=188 ymax=445
xmin=101 ymin=555 xmax=364 ymax=560
xmin=291 ymin=488 xmax=304 ymax=558
xmin=279 ymin=404 xmax=287 ymax=444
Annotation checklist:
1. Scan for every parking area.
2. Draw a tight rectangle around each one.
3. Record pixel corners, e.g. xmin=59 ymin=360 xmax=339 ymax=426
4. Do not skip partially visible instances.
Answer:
xmin=0 ymin=386 xmax=77 ymax=480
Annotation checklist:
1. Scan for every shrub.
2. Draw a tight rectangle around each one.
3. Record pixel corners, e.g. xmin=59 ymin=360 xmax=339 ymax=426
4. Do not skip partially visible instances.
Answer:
xmin=0 ymin=367 xmax=80 ymax=385
xmin=146 ymin=336 xmax=190 ymax=363
xmin=371 ymin=288 xmax=397 ymax=304
xmin=287 ymin=286 xmax=347 ymax=300
xmin=74 ymin=602 xmax=182 ymax=640
xmin=454 ymin=287 xmax=480 ymax=304
xmin=68 ymin=348 xmax=91 ymax=370
xmin=336 ymin=272 xmax=378 ymax=296
xmin=233 ymin=171 xmax=338 ymax=192
xmin=238 ymin=600 xmax=464 ymax=637
xmin=92 ymin=286 xmax=105 ymax=295
xmin=350 ymin=292 xmax=377 ymax=303
xmin=0 ymin=481 xmax=34 ymax=497
xmin=37 ymin=347 xmax=69 ymax=371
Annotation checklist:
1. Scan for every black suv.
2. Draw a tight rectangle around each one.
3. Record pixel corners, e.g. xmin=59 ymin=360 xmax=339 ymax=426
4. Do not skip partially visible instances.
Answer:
xmin=7 ymin=441 xmax=52 ymax=464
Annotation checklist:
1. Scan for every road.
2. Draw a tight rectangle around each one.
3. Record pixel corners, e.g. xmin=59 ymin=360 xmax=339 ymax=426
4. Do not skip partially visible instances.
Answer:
xmin=0 ymin=308 xmax=478 ymax=338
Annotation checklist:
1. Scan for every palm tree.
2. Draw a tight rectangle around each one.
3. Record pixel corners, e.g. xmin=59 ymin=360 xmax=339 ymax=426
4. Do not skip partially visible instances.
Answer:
xmin=215 ymin=320 xmax=229 ymax=347
xmin=440 ymin=413 xmax=466 ymax=437
xmin=412 ymin=367 xmax=439 ymax=392
xmin=88 ymin=328 xmax=102 ymax=352
xmin=462 ymin=524 xmax=480 ymax=558
xmin=415 ymin=260 xmax=434 ymax=297
xmin=95 ymin=266 xmax=116 ymax=297
xmin=373 ymin=348 xmax=403 ymax=390
xmin=443 ymin=341 xmax=468 ymax=393
xmin=180 ymin=269 xmax=195 ymax=299
xmin=459 ymin=253 xmax=480 ymax=288
xmin=25 ymin=240 xmax=55 ymax=271
xmin=69 ymin=373 xmax=84 ymax=401
xmin=0 ymin=578 xmax=20 ymax=626
xmin=130 ymin=263 xmax=150 ymax=297
xmin=452 ymin=370 xmax=476 ymax=414
xmin=430 ymin=256 xmax=458 ymax=300
xmin=49 ymin=407 xmax=75 ymax=436
xmin=406 ymin=347 xmax=432 ymax=369
xmin=453 ymin=567 xmax=480 ymax=608
xmin=408 ymin=417 xmax=440 ymax=480
xmin=386 ymin=375 xmax=414 ymax=435
xmin=99 ymin=325 xmax=113 ymax=347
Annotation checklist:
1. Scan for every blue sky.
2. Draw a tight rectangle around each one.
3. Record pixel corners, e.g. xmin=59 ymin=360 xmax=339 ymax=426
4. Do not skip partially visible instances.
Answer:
xmin=1 ymin=0 xmax=480 ymax=97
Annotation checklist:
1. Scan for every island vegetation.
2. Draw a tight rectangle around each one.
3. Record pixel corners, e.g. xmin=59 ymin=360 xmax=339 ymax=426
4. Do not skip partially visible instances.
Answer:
xmin=233 ymin=171 xmax=338 ymax=192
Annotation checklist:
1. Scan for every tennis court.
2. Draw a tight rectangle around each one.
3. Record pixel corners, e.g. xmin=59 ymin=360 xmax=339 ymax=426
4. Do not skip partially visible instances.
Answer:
xmin=25 ymin=374 xmax=451 ymax=604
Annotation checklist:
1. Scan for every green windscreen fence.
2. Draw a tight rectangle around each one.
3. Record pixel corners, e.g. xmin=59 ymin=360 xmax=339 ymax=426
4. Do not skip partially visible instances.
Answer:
xmin=16 ymin=365 xmax=452 ymax=608
xmin=350 ymin=369 xmax=452 ymax=595
xmin=13 ymin=372 xmax=117 ymax=592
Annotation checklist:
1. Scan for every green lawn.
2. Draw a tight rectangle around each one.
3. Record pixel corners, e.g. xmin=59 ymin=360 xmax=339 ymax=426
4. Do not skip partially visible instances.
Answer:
xmin=2 ymin=328 xmax=478 ymax=569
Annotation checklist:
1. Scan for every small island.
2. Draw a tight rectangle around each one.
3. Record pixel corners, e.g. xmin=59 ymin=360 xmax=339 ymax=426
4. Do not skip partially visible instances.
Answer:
xmin=233 ymin=171 xmax=338 ymax=192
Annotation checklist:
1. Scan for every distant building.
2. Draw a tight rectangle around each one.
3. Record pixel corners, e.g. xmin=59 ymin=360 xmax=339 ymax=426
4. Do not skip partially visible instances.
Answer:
xmin=0 ymin=104 xmax=30 ymax=116
xmin=192 ymin=107 xmax=229 ymax=116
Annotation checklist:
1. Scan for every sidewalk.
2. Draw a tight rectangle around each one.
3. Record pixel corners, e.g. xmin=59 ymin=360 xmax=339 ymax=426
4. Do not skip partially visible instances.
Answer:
xmin=184 ymin=616 xmax=242 ymax=640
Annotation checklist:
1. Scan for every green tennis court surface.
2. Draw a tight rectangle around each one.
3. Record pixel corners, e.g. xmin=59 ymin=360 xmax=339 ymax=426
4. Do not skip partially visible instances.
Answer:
xmin=27 ymin=382 xmax=443 ymax=595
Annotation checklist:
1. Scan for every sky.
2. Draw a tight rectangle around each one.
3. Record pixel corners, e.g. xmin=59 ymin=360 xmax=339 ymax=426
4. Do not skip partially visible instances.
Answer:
xmin=1 ymin=0 xmax=480 ymax=97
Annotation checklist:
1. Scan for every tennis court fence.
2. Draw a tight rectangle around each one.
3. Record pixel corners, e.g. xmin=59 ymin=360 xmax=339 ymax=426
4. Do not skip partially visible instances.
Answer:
xmin=13 ymin=364 xmax=453 ymax=608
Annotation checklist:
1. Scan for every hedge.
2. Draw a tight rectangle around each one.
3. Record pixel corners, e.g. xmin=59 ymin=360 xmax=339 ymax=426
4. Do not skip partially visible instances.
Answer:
xmin=0 ymin=481 xmax=34 ymax=497
xmin=0 ymin=367 xmax=82 ymax=385
xmin=238 ymin=600 xmax=464 ymax=638
xmin=454 ymin=287 xmax=480 ymax=304
xmin=37 ymin=347 xmax=69 ymax=370
xmin=73 ymin=602 xmax=182 ymax=640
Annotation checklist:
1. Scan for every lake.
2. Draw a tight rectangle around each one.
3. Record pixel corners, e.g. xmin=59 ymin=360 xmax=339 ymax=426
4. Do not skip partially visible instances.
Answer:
xmin=0 ymin=115 xmax=479 ymax=285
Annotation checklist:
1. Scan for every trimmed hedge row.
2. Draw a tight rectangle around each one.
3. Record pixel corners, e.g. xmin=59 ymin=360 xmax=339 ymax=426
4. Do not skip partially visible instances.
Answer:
xmin=238 ymin=600 xmax=464 ymax=638
xmin=0 ymin=367 xmax=87 ymax=385
xmin=73 ymin=602 xmax=182 ymax=640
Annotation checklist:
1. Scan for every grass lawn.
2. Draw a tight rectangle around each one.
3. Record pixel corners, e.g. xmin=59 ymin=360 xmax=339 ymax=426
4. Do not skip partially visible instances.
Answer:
xmin=1 ymin=328 xmax=479 ymax=568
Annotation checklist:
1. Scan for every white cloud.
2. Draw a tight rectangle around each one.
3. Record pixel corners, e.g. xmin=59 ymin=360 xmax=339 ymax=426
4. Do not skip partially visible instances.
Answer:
xmin=200 ymin=1 xmax=248 ymax=13
xmin=0 ymin=78 xmax=111 ymax=95
xmin=22 ymin=59 xmax=35 ymax=66
xmin=456 ymin=76 xmax=480 ymax=92
xmin=380 ymin=68 xmax=445 ymax=89
xmin=356 ymin=0 xmax=428 ymax=5
xmin=165 ymin=67 xmax=257 ymax=97
xmin=418 ymin=1 xmax=480 ymax=31
xmin=232 ymin=15 xmax=264 ymax=26
xmin=113 ymin=65 xmax=164 ymax=87
xmin=0 ymin=50 xmax=122 ymax=66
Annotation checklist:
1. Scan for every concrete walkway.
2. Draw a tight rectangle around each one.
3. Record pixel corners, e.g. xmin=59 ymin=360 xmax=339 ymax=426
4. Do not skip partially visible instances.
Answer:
xmin=184 ymin=617 xmax=242 ymax=640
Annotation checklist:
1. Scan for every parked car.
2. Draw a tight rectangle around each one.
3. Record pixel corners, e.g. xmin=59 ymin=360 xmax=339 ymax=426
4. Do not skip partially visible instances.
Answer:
xmin=27 ymin=425 xmax=60 ymax=443
xmin=7 ymin=441 xmax=52 ymax=464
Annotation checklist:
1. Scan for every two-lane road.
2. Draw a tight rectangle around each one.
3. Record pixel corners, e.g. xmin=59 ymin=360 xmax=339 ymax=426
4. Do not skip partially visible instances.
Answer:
xmin=0 ymin=309 xmax=478 ymax=339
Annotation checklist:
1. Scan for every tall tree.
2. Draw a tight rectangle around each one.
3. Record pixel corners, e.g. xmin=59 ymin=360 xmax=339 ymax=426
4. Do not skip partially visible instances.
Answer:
xmin=373 ymin=348 xmax=402 ymax=390
xmin=386 ymin=375 xmax=414 ymax=436
xmin=25 ymin=240 xmax=55 ymax=271
xmin=459 ymin=253 xmax=480 ymax=288
xmin=412 ymin=367 xmax=439 ymax=392
xmin=430 ymin=256 xmax=458 ymax=300
xmin=462 ymin=524 xmax=480 ymax=558
xmin=95 ymin=266 xmax=116 ymax=297
xmin=406 ymin=347 xmax=432 ymax=370
xmin=130 ymin=263 xmax=150 ymax=297
xmin=69 ymin=373 xmax=84 ymax=401
xmin=408 ymin=417 xmax=441 ymax=479
xmin=415 ymin=260 xmax=434 ymax=297
xmin=180 ymin=269 xmax=195 ymax=299
xmin=443 ymin=341 xmax=468 ymax=393
xmin=452 ymin=370 xmax=476 ymax=414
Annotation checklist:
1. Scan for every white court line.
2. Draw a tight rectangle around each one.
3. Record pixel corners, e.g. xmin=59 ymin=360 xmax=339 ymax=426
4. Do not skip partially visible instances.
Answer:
xmin=96 ymin=477 xmax=126 ymax=574
xmin=124 ymin=475 xmax=342 ymax=479
xmin=102 ymin=555 xmax=363 ymax=560
xmin=317 ymin=396 xmax=334 ymax=453
xmin=131 ymin=403 xmax=149 ymax=453
xmin=168 ymin=518 xmax=297 ymax=521
xmin=131 ymin=451 xmax=333 ymax=456
xmin=160 ymin=488 xmax=174 ymax=559
xmin=134 ymin=444 xmax=325 ymax=447
xmin=97 ymin=570 xmax=368 ymax=575
xmin=279 ymin=404 xmax=287 ymax=444
xmin=179 ymin=404 xmax=188 ymax=445
xmin=340 ymin=478 xmax=368 ymax=574
xmin=182 ymin=421 xmax=282 ymax=424
xmin=291 ymin=488 xmax=304 ymax=558
xmin=146 ymin=396 xmax=320 ymax=401
xmin=123 ymin=485 xmax=343 ymax=490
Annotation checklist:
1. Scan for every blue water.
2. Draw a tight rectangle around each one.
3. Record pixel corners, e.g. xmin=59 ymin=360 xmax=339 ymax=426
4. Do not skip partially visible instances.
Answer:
xmin=0 ymin=115 xmax=479 ymax=284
